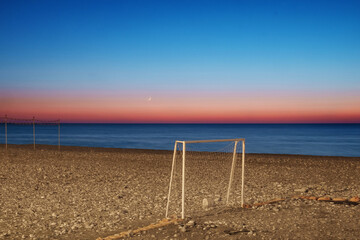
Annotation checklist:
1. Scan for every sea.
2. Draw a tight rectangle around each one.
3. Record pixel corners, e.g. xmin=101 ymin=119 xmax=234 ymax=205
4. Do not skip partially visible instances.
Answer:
xmin=0 ymin=124 xmax=359 ymax=157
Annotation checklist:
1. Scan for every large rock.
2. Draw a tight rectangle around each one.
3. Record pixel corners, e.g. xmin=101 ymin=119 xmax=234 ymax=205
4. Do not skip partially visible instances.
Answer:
xmin=202 ymin=198 xmax=215 ymax=209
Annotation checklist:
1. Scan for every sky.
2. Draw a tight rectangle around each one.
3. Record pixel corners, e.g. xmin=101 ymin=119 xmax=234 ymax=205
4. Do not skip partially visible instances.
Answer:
xmin=0 ymin=0 xmax=359 ymax=123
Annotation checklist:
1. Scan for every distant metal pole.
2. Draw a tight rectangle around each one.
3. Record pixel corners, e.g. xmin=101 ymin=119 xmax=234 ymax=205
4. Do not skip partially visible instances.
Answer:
xmin=33 ymin=116 xmax=35 ymax=150
xmin=5 ymin=115 xmax=7 ymax=151
xmin=58 ymin=120 xmax=60 ymax=151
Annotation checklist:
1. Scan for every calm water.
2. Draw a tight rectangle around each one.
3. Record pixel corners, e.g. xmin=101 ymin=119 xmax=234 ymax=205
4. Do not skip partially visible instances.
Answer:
xmin=0 ymin=124 xmax=359 ymax=157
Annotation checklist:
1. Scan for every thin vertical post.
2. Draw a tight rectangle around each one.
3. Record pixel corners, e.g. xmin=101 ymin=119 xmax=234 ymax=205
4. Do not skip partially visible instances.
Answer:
xmin=226 ymin=141 xmax=238 ymax=205
xmin=33 ymin=116 xmax=35 ymax=150
xmin=58 ymin=120 xmax=60 ymax=151
xmin=241 ymin=140 xmax=245 ymax=207
xmin=181 ymin=141 xmax=186 ymax=219
xmin=5 ymin=115 xmax=7 ymax=151
xmin=165 ymin=142 xmax=178 ymax=218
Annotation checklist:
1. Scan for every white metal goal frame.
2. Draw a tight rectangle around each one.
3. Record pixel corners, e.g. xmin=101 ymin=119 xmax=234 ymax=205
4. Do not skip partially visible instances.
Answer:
xmin=165 ymin=138 xmax=245 ymax=219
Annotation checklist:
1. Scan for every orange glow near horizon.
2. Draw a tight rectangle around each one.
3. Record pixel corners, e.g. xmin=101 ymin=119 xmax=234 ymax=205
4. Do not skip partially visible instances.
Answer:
xmin=1 ymin=90 xmax=359 ymax=123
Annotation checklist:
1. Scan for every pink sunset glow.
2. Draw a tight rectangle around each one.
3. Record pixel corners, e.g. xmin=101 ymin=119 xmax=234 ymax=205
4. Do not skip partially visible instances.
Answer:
xmin=1 ymin=90 xmax=359 ymax=123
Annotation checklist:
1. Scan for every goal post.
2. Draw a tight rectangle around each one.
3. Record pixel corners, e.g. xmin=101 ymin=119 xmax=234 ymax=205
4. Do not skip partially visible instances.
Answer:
xmin=165 ymin=138 xmax=245 ymax=219
xmin=0 ymin=115 xmax=60 ymax=151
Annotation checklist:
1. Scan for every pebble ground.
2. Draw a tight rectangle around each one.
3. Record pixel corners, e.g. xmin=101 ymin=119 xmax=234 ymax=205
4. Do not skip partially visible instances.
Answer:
xmin=0 ymin=144 xmax=359 ymax=239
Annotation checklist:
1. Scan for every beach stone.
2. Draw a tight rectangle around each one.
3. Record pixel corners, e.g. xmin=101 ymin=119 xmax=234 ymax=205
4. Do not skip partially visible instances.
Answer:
xmin=186 ymin=220 xmax=195 ymax=227
xmin=202 ymin=198 xmax=215 ymax=209
xmin=295 ymin=188 xmax=308 ymax=193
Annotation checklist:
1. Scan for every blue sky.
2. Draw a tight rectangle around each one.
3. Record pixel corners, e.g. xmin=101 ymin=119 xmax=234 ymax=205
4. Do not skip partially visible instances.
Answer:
xmin=1 ymin=0 xmax=359 ymax=92
xmin=0 ymin=0 xmax=360 ymax=123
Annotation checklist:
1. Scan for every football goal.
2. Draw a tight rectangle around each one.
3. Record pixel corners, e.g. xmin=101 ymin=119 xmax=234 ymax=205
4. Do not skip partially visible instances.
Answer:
xmin=0 ymin=115 xmax=60 ymax=150
xmin=165 ymin=138 xmax=245 ymax=219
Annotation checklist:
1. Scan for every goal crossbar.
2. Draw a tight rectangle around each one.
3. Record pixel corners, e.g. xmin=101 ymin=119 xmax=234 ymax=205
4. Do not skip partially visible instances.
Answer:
xmin=166 ymin=138 xmax=245 ymax=219
xmin=176 ymin=138 xmax=245 ymax=144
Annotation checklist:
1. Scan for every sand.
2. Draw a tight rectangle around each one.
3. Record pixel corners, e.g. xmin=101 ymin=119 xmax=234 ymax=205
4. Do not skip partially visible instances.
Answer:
xmin=0 ymin=144 xmax=359 ymax=239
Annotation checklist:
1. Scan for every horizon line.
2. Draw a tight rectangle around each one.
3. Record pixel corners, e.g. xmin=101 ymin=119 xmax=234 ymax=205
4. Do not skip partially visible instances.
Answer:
xmin=57 ymin=122 xmax=360 ymax=124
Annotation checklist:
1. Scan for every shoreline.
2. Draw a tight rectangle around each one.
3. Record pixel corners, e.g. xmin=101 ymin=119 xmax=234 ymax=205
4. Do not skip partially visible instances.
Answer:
xmin=1 ymin=143 xmax=359 ymax=159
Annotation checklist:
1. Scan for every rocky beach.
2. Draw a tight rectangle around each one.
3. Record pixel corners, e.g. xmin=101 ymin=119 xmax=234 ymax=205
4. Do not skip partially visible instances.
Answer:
xmin=0 ymin=144 xmax=359 ymax=239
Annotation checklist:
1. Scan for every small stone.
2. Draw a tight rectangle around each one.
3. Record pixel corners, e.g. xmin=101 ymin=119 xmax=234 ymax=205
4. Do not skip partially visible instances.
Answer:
xmin=294 ymin=188 xmax=308 ymax=193
xmin=202 ymin=198 xmax=215 ymax=209
xmin=84 ymin=222 xmax=94 ymax=229
xmin=186 ymin=220 xmax=195 ymax=227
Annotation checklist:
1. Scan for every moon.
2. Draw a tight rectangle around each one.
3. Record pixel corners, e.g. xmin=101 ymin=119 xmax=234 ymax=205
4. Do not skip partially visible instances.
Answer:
xmin=147 ymin=96 xmax=152 ymax=102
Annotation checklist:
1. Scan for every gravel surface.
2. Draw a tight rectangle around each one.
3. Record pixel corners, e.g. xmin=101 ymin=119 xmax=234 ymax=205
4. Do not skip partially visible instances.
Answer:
xmin=0 ymin=144 xmax=359 ymax=239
